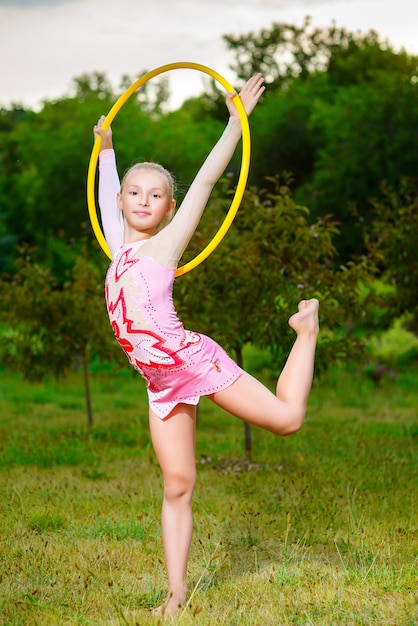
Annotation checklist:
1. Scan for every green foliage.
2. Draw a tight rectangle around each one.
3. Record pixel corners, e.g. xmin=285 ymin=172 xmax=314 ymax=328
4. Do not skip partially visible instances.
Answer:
xmin=0 ymin=249 xmax=118 ymax=382
xmin=300 ymin=77 xmax=418 ymax=221
xmin=0 ymin=75 xmax=225 ymax=274
xmin=224 ymin=19 xmax=417 ymax=97
xmin=242 ymin=344 xmax=274 ymax=375
xmin=0 ymin=247 xmax=125 ymax=424
xmin=0 ymin=107 xmax=37 ymax=271
xmin=0 ymin=23 xmax=415 ymax=424
xmin=3 ymin=97 xmax=112 ymax=252
xmin=0 ymin=24 xmax=417 ymax=269
xmin=223 ymin=21 xmax=418 ymax=260
xmin=367 ymin=177 xmax=418 ymax=333
xmin=357 ymin=278 xmax=397 ymax=330
xmin=224 ymin=17 xmax=359 ymax=89
xmin=247 ymin=74 xmax=331 ymax=188
xmin=176 ymin=176 xmax=376 ymax=374
xmin=367 ymin=315 xmax=418 ymax=366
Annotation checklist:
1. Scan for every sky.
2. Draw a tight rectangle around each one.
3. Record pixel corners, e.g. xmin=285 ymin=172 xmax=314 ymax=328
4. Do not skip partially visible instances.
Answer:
xmin=1 ymin=0 xmax=417 ymax=111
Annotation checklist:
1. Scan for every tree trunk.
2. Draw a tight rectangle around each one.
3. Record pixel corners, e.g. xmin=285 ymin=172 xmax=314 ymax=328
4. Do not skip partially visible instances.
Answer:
xmin=82 ymin=344 xmax=93 ymax=427
xmin=235 ymin=345 xmax=252 ymax=461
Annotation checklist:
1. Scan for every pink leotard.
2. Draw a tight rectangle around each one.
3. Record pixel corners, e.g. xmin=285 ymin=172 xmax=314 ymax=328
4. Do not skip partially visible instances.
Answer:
xmin=99 ymin=118 xmax=244 ymax=418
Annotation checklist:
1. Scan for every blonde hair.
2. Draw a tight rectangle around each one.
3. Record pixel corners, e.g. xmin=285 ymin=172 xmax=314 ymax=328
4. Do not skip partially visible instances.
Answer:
xmin=121 ymin=161 xmax=175 ymax=198
xmin=120 ymin=161 xmax=176 ymax=228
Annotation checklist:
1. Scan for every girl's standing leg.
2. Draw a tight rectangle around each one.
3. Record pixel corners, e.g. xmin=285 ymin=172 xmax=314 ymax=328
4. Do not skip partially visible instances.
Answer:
xmin=209 ymin=299 xmax=319 ymax=434
xmin=149 ymin=403 xmax=197 ymax=617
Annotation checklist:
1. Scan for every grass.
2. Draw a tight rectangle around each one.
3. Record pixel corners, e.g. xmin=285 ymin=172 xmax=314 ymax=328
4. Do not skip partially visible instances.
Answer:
xmin=0 ymin=364 xmax=417 ymax=625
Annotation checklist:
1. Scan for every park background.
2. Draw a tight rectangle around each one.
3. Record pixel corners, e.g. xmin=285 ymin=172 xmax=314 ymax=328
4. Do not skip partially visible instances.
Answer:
xmin=0 ymin=16 xmax=417 ymax=626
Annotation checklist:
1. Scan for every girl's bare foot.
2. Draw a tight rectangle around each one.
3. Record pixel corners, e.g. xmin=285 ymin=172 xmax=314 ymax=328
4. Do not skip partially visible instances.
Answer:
xmin=151 ymin=587 xmax=188 ymax=619
xmin=288 ymin=299 xmax=319 ymax=336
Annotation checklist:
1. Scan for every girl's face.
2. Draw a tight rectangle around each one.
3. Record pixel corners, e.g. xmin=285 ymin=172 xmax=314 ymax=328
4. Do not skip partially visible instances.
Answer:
xmin=117 ymin=169 xmax=176 ymax=241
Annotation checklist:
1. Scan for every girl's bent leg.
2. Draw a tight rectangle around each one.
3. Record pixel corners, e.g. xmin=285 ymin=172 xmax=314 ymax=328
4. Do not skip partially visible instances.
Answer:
xmin=209 ymin=299 xmax=319 ymax=436
xmin=149 ymin=403 xmax=197 ymax=617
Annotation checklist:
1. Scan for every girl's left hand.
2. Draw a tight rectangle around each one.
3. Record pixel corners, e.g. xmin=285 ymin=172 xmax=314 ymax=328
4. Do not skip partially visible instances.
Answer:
xmin=93 ymin=115 xmax=113 ymax=151
xmin=226 ymin=73 xmax=265 ymax=118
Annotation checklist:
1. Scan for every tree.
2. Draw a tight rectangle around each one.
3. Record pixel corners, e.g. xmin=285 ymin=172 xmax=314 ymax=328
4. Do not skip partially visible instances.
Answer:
xmin=196 ymin=18 xmax=358 ymax=120
xmin=0 ymin=92 xmax=116 ymax=277
xmin=222 ymin=21 xmax=418 ymax=260
xmin=298 ymin=75 xmax=418 ymax=259
xmin=224 ymin=19 xmax=417 ymax=91
xmin=0 ymin=248 xmax=122 ymax=425
xmin=367 ymin=177 xmax=418 ymax=334
xmin=0 ymin=106 xmax=36 ymax=272
xmin=245 ymin=73 xmax=331 ymax=189
xmin=175 ymin=176 xmax=375 ymax=458
xmin=224 ymin=17 xmax=355 ymax=90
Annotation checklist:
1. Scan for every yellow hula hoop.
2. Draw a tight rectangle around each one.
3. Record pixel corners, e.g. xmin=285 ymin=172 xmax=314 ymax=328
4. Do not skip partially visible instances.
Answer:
xmin=87 ymin=62 xmax=251 ymax=277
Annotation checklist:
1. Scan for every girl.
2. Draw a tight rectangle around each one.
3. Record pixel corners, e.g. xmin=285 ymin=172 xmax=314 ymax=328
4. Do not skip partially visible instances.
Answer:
xmin=94 ymin=73 xmax=319 ymax=617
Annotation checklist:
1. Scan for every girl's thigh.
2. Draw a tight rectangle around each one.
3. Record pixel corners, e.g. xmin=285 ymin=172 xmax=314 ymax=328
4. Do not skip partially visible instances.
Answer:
xmin=149 ymin=403 xmax=197 ymax=477
xmin=207 ymin=372 xmax=298 ymax=435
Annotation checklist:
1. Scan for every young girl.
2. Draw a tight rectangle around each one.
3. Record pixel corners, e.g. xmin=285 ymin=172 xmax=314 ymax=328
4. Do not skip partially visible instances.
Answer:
xmin=94 ymin=73 xmax=319 ymax=617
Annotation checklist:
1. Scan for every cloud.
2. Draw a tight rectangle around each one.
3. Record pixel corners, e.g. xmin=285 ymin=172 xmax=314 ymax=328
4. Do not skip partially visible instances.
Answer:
xmin=0 ymin=0 xmax=416 ymax=111
xmin=206 ymin=0 xmax=343 ymax=7
xmin=0 ymin=0 xmax=70 ymax=5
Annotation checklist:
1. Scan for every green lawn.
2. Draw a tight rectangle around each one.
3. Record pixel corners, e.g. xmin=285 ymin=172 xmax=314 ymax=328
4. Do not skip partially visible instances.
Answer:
xmin=0 ymin=366 xmax=417 ymax=625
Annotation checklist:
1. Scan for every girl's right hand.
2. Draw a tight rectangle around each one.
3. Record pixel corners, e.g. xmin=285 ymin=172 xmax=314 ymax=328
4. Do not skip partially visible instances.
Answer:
xmin=93 ymin=115 xmax=113 ymax=150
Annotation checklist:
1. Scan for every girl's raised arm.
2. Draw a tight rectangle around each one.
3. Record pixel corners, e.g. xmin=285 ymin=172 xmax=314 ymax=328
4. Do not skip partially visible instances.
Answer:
xmin=95 ymin=116 xmax=124 ymax=256
xmin=154 ymin=74 xmax=265 ymax=266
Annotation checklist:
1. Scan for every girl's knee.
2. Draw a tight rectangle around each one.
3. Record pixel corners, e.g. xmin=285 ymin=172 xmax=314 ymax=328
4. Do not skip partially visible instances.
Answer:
xmin=163 ymin=470 xmax=196 ymax=501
